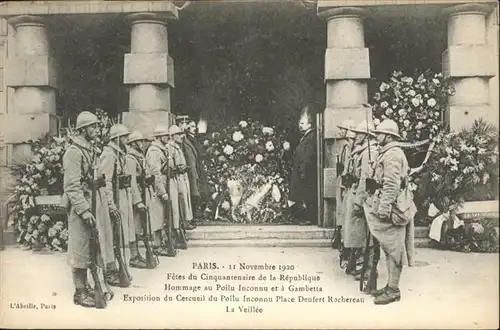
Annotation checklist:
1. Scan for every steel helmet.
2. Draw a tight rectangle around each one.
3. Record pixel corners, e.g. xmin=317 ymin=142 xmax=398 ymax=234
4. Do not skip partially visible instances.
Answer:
xmin=75 ymin=111 xmax=99 ymax=130
xmin=350 ymin=121 xmax=376 ymax=137
xmin=109 ymin=124 xmax=130 ymax=140
xmin=337 ymin=119 xmax=354 ymax=130
xmin=168 ymin=125 xmax=183 ymax=136
xmin=153 ymin=125 xmax=169 ymax=137
xmin=127 ymin=130 xmax=146 ymax=144
xmin=371 ymin=119 xmax=402 ymax=139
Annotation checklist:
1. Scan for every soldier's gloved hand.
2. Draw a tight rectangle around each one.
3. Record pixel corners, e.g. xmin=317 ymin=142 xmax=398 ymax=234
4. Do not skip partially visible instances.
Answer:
xmin=81 ymin=210 xmax=96 ymax=229
xmin=135 ymin=202 xmax=147 ymax=212
xmin=161 ymin=193 xmax=169 ymax=201
xmin=109 ymin=206 xmax=121 ymax=223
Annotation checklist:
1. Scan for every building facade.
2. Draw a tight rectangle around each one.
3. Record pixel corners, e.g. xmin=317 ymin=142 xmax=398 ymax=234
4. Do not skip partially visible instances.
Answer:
xmin=0 ymin=0 xmax=498 ymax=226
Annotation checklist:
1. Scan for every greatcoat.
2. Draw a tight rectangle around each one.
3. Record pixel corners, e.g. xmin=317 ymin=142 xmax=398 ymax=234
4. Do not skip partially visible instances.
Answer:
xmin=364 ymin=141 xmax=415 ymax=266
xmin=185 ymin=133 xmax=210 ymax=200
xmin=168 ymin=140 xmax=193 ymax=223
xmin=125 ymin=146 xmax=154 ymax=235
xmin=96 ymin=141 xmax=134 ymax=264
xmin=63 ymin=135 xmax=98 ymax=269
xmin=182 ymin=137 xmax=200 ymax=197
xmin=146 ymin=140 xmax=180 ymax=229
xmin=289 ymin=129 xmax=317 ymax=204
xmin=335 ymin=140 xmax=353 ymax=228
xmin=343 ymin=140 xmax=379 ymax=248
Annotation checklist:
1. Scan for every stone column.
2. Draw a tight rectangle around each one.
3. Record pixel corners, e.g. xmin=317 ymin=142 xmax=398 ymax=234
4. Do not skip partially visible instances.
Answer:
xmin=318 ymin=6 xmax=371 ymax=227
xmin=123 ymin=12 xmax=178 ymax=136
xmin=442 ymin=4 xmax=497 ymax=130
xmin=5 ymin=15 xmax=58 ymax=146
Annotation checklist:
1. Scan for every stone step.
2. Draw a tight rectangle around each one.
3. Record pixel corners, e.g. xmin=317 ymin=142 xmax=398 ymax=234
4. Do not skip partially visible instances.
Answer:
xmin=186 ymin=237 xmax=432 ymax=248
xmin=186 ymin=225 xmax=334 ymax=240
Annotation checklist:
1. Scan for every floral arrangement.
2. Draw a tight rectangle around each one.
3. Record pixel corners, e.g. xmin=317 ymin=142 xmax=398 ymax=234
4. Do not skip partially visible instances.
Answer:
xmin=9 ymin=108 xmax=114 ymax=251
xmin=437 ymin=218 xmax=499 ymax=253
xmin=421 ymin=119 xmax=499 ymax=213
xmin=371 ymin=70 xmax=455 ymax=142
xmin=201 ymin=120 xmax=293 ymax=223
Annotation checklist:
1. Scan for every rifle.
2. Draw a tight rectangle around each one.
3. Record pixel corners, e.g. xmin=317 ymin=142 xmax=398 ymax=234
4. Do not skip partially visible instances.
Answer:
xmin=163 ymin=154 xmax=178 ymax=257
xmin=111 ymin=158 xmax=131 ymax=287
xmin=360 ymin=104 xmax=379 ymax=293
xmin=140 ymin=157 xmax=159 ymax=268
xmin=89 ymin=157 xmax=113 ymax=308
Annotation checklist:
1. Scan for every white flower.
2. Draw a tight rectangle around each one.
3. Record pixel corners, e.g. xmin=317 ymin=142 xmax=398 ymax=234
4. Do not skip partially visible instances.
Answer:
xmin=385 ymin=109 xmax=393 ymax=116
xmin=432 ymin=78 xmax=440 ymax=85
xmin=411 ymin=98 xmax=420 ymax=107
xmin=282 ymin=141 xmax=290 ymax=151
xmin=403 ymin=119 xmax=410 ymax=128
xmin=403 ymin=77 xmax=414 ymax=85
xmin=450 ymin=165 xmax=459 ymax=171
xmin=203 ymin=140 xmax=209 ymax=147
xmin=232 ymin=131 xmax=244 ymax=142
xmin=408 ymin=90 xmax=416 ymax=97
xmin=265 ymin=141 xmax=275 ymax=152
xmin=255 ymin=154 xmax=263 ymax=163
xmin=239 ymin=121 xmax=248 ymax=128
xmin=398 ymin=109 xmax=406 ymax=116
xmin=223 ymin=145 xmax=234 ymax=155
xmin=211 ymin=192 xmax=219 ymax=200
xmin=380 ymin=101 xmax=389 ymax=109
xmin=35 ymin=163 xmax=45 ymax=171
xmin=262 ymin=127 xmax=274 ymax=135
xmin=427 ymin=98 xmax=437 ymax=107
xmin=221 ymin=201 xmax=231 ymax=210
xmin=379 ymin=82 xmax=390 ymax=92
xmin=373 ymin=118 xmax=381 ymax=126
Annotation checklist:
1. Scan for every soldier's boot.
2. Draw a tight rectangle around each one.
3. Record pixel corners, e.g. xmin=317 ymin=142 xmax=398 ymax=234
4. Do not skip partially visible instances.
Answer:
xmin=84 ymin=284 xmax=95 ymax=299
xmin=371 ymin=285 xmax=388 ymax=297
xmin=130 ymin=255 xmax=148 ymax=269
xmin=73 ymin=288 xmax=96 ymax=308
xmin=345 ymin=249 xmax=357 ymax=275
xmin=105 ymin=270 xmax=121 ymax=287
xmin=176 ymin=229 xmax=188 ymax=250
xmin=374 ymin=287 xmax=401 ymax=305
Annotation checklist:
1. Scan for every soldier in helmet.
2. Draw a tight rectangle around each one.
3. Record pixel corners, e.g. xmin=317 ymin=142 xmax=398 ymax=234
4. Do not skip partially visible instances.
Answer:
xmin=124 ymin=131 xmax=152 ymax=269
xmin=333 ymin=120 xmax=356 ymax=248
xmin=167 ymin=125 xmax=191 ymax=248
xmin=96 ymin=123 xmax=135 ymax=284
xmin=63 ymin=111 xmax=100 ymax=307
xmin=146 ymin=125 xmax=181 ymax=254
xmin=364 ymin=119 xmax=416 ymax=305
xmin=343 ymin=121 xmax=379 ymax=277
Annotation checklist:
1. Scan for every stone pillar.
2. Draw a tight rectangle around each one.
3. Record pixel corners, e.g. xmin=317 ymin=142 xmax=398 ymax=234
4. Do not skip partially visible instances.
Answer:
xmin=123 ymin=12 xmax=178 ymax=136
xmin=442 ymin=4 xmax=497 ymax=130
xmin=318 ymin=6 xmax=371 ymax=227
xmin=5 ymin=15 xmax=58 ymax=145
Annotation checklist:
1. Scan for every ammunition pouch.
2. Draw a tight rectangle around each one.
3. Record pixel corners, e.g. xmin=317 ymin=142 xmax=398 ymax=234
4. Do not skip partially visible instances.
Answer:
xmin=365 ymin=178 xmax=382 ymax=194
xmin=117 ymin=174 xmax=131 ymax=189
xmin=341 ymin=173 xmax=357 ymax=188
xmin=145 ymin=175 xmax=155 ymax=186
xmin=336 ymin=162 xmax=345 ymax=177
xmin=82 ymin=174 xmax=106 ymax=190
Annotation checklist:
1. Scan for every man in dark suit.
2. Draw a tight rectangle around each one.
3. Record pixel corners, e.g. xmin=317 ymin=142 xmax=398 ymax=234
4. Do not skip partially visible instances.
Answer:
xmin=289 ymin=106 xmax=317 ymax=225
xmin=182 ymin=121 xmax=209 ymax=225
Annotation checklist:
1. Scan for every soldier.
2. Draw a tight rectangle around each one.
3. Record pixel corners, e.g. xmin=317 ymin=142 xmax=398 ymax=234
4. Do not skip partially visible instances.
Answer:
xmin=364 ymin=119 xmax=416 ymax=305
xmin=125 ymin=131 xmax=153 ymax=269
xmin=96 ymin=123 xmax=134 ymax=285
xmin=167 ymin=125 xmax=192 ymax=248
xmin=146 ymin=125 xmax=173 ymax=255
xmin=333 ymin=120 xmax=356 ymax=247
xmin=63 ymin=111 xmax=100 ymax=307
xmin=342 ymin=122 xmax=378 ymax=276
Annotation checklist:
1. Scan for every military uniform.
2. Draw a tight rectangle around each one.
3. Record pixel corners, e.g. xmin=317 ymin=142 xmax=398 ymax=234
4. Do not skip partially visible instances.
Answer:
xmin=96 ymin=141 xmax=134 ymax=264
xmin=63 ymin=135 xmax=98 ymax=269
xmin=168 ymin=139 xmax=194 ymax=224
xmin=146 ymin=140 xmax=180 ymax=230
